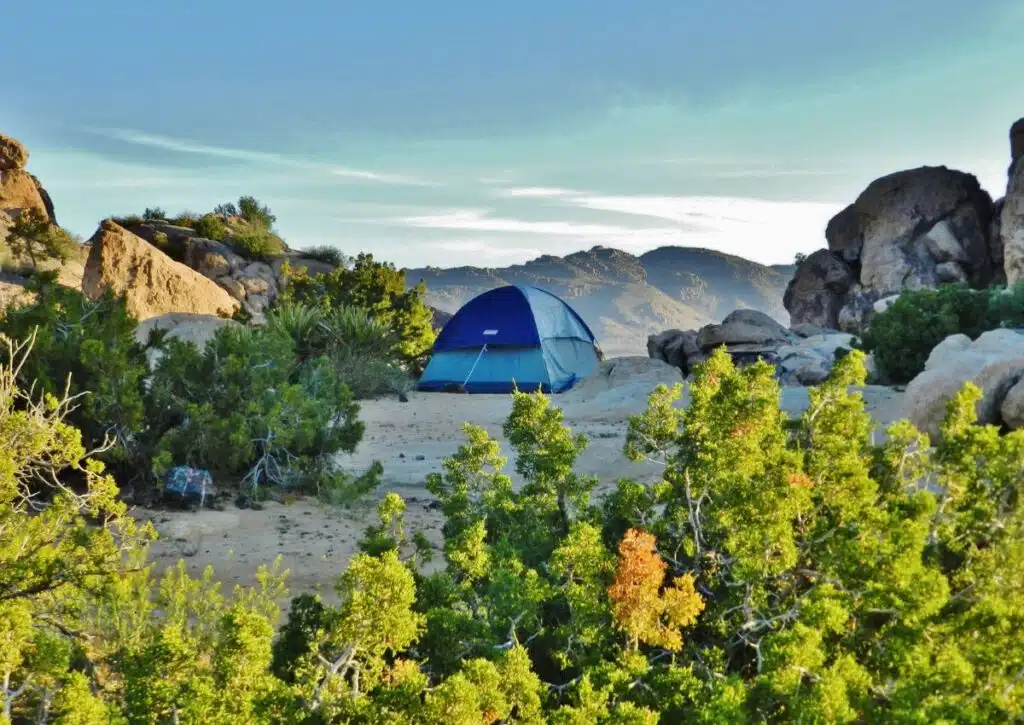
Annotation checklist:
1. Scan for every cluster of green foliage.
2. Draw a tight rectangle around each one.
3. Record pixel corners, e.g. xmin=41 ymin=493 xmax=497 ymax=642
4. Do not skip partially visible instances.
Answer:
xmin=281 ymin=253 xmax=436 ymax=371
xmin=859 ymin=282 xmax=1024 ymax=383
xmin=3 ymin=209 xmax=77 ymax=271
xmin=231 ymin=227 xmax=286 ymax=261
xmin=268 ymin=302 xmax=413 ymax=399
xmin=0 ymin=278 xmax=147 ymax=471
xmin=0 ymin=280 xmax=385 ymax=498
xmin=214 ymin=196 xmax=278 ymax=229
xmin=5 ymin=343 xmax=1022 ymax=722
xmin=193 ymin=213 xmax=227 ymax=241
xmin=147 ymin=322 xmax=380 ymax=499
xmin=299 ymin=246 xmax=347 ymax=267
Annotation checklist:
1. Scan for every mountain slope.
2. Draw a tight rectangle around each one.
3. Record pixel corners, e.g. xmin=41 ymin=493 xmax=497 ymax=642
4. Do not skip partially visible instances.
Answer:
xmin=405 ymin=245 xmax=793 ymax=356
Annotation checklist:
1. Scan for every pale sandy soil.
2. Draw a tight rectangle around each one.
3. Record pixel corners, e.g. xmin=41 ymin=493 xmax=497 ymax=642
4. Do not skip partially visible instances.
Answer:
xmin=135 ymin=359 xmax=906 ymax=614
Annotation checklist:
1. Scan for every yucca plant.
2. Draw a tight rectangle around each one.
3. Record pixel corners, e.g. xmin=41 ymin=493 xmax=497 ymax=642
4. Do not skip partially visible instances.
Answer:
xmin=322 ymin=304 xmax=396 ymax=360
xmin=268 ymin=299 xmax=323 ymax=356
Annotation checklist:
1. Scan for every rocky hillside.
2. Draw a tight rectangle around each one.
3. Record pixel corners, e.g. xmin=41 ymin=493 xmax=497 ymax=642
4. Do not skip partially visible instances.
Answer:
xmin=784 ymin=117 xmax=1024 ymax=333
xmin=406 ymin=245 xmax=794 ymax=356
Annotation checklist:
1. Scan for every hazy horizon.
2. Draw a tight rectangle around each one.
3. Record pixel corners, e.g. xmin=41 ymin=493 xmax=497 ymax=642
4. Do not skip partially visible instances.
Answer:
xmin=3 ymin=0 xmax=1022 ymax=269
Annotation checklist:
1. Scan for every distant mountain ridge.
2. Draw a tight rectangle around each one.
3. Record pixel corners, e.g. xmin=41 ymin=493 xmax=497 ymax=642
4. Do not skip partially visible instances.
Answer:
xmin=406 ymin=245 xmax=795 ymax=356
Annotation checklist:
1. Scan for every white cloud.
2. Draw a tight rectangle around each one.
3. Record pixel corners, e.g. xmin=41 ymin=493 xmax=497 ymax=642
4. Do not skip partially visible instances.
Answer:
xmin=429 ymin=240 xmax=543 ymax=258
xmin=86 ymin=128 xmax=434 ymax=186
xmin=493 ymin=186 xmax=580 ymax=198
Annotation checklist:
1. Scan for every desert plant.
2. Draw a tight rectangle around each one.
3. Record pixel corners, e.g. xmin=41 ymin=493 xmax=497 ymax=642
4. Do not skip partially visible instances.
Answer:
xmin=859 ymin=284 xmax=995 ymax=383
xmin=4 ymin=209 xmax=76 ymax=270
xmin=237 ymin=195 xmax=277 ymax=229
xmin=230 ymin=227 xmax=285 ymax=261
xmin=988 ymin=280 xmax=1024 ymax=328
xmin=194 ymin=212 xmax=227 ymax=240
xmin=169 ymin=210 xmax=200 ymax=228
xmin=301 ymin=245 xmax=346 ymax=266
xmin=0 ymin=278 xmax=148 ymax=470
xmin=281 ymin=252 xmax=436 ymax=370
xmin=142 ymin=206 xmax=167 ymax=220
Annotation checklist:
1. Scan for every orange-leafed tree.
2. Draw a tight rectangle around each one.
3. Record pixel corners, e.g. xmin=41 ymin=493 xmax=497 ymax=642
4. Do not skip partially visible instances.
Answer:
xmin=608 ymin=528 xmax=705 ymax=651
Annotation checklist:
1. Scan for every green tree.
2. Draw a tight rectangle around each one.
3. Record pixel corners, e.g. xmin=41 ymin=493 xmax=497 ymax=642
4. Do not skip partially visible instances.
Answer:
xmin=281 ymin=253 xmax=436 ymax=370
xmin=5 ymin=209 xmax=76 ymax=270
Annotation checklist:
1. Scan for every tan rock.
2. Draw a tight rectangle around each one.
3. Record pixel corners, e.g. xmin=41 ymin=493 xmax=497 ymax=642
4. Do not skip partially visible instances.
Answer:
xmin=0 ymin=169 xmax=50 ymax=221
xmin=904 ymin=329 xmax=1024 ymax=437
xmin=0 ymin=272 xmax=35 ymax=312
xmin=82 ymin=221 xmax=240 ymax=321
xmin=1001 ymin=377 xmax=1024 ymax=429
xmin=135 ymin=313 xmax=239 ymax=369
xmin=1002 ymin=158 xmax=1024 ymax=286
xmin=0 ymin=135 xmax=28 ymax=171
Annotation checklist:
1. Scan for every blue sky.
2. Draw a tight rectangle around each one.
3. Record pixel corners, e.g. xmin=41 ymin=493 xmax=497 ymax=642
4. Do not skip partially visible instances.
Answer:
xmin=3 ymin=0 xmax=1022 ymax=268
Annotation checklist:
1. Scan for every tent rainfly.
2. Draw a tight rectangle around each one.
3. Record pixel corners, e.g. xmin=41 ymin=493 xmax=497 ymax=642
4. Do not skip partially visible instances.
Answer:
xmin=417 ymin=285 xmax=600 ymax=394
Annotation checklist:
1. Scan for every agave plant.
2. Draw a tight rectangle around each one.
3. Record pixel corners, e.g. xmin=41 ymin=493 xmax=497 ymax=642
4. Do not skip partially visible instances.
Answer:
xmin=267 ymin=302 xmax=325 ymax=353
xmin=322 ymin=304 xmax=396 ymax=360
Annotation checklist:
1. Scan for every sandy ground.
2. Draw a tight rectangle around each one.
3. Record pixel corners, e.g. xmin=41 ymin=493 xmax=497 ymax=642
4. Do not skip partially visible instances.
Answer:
xmin=135 ymin=358 xmax=906 ymax=613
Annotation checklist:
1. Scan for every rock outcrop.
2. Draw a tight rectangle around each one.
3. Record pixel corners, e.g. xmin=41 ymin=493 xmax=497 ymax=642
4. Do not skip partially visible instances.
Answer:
xmin=648 ymin=308 xmax=856 ymax=385
xmin=782 ymin=250 xmax=856 ymax=330
xmin=904 ymin=329 xmax=1024 ymax=436
xmin=115 ymin=218 xmax=345 ymax=321
xmin=0 ymin=135 xmax=28 ymax=171
xmin=134 ymin=313 xmax=239 ymax=369
xmin=0 ymin=134 xmax=52 ymax=225
xmin=83 ymin=221 xmax=240 ymax=321
xmin=785 ymin=123 xmax=1024 ymax=332
xmin=1002 ymin=150 xmax=1024 ymax=287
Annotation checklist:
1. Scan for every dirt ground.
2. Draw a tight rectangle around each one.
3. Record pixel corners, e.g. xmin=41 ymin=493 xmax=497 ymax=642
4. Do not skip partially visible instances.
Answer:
xmin=134 ymin=358 xmax=906 ymax=613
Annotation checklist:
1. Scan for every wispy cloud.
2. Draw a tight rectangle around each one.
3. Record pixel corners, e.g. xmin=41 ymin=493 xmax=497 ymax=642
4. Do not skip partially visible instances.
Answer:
xmin=429 ymin=240 xmax=544 ymax=258
xmin=85 ymin=128 xmax=435 ymax=186
xmin=493 ymin=186 xmax=580 ymax=198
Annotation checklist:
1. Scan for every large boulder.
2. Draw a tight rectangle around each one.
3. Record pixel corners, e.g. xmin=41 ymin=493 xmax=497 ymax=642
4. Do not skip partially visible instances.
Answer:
xmin=1002 ymin=157 xmax=1024 ymax=287
xmin=826 ymin=166 xmax=995 ymax=294
xmin=134 ymin=313 xmax=239 ymax=369
xmin=697 ymin=309 xmax=794 ymax=350
xmin=775 ymin=332 xmax=855 ymax=386
xmin=904 ymin=329 xmax=1024 ymax=436
xmin=783 ymin=249 xmax=856 ymax=329
xmin=0 ymin=134 xmax=28 ymax=171
xmin=1001 ymin=377 xmax=1024 ymax=430
xmin=185 ymin=238 xmax=246 ymax=279
xmin=1011 ymin=117 xmax=1024 ymax=173
xmin=0 ymin=168 xmax=51 ymax=222
xmin=82 ymin=221 xmax=240 ymax=321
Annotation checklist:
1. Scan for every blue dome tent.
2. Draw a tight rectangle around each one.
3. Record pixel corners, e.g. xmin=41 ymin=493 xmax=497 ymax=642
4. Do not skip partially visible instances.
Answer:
xmin=417 ymin=285 xmax=601 ymax=394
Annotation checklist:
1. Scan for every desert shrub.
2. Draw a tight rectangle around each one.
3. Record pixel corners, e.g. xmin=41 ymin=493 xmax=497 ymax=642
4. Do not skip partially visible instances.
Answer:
xmin=194 ymin=212 xmax=227 ymax=240
xmin=169 ymin=210 xmax=199 ymax=228
xmin=4 ymin=343 xmax=1024 ymax=721
xmin=0 ymin=278 xmax=147 ymax=470
xmin=301 ymin=244 xmax=346 ymax=266
xmin=231 ymin=227 xmax=285 ymax=260
xmin=237 ymin=195 xmax=277 ymax=228
xmin=267 ymin=301 xmax=412 ymax=398
xmin=142 ymin=206 xmax=166 ymax=220
xmin=146 ymin=323 xmax=373 ymax=495
xmin=988 ymin=280 xmax=1024 ymax=328
xmin=111 ymin=213 xmax=144 ymax=226
xmin=281 ymin=252 xmax=436 ymax=370
xmin=213 ymin=201 xmax=239 ymax=217
xmin=859 ymin=284 xmax=995 ymax=383
xmin=5 ymin=208 xmax=77 ymax=269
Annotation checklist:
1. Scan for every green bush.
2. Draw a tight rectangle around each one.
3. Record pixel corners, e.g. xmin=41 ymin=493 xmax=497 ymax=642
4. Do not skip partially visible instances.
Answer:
xmin=169 ymin=210 xmax=199 ymax=228
xmin=194 ymin=212 xmax=227 ymax=240
xmin=281 ymin=252 xmax=436 ymax=371
xmin=3 ymin=346 xmax=1024 ymax=722
xmin=300 ymin=245 xmax=346 ymax=266
xmin=5 ymin=209 xmax=77 ymax=270
xmin=989 ymin=281 xmax=1024 ymax=328
xmin=238 ymin=195 xmax=277 ymax=228
xmin=230 ymin=227 xmax=285 ymax=260
xmin=0 ymin=279 xmax=148 ymax=470
xmin=143 ymin=206 xmax=166 ymax=220
xmin=267 ymin=302 xmax=412 ymax=398
xmin=859 ymin=285 xmax=995 ymax=383
xmin=146 ymin=324 xmax=373 ymax=494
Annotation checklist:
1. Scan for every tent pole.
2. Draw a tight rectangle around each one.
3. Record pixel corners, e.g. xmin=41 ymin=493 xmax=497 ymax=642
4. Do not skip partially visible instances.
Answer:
xmin=463 ymin=344 xmax=488 ymax=387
